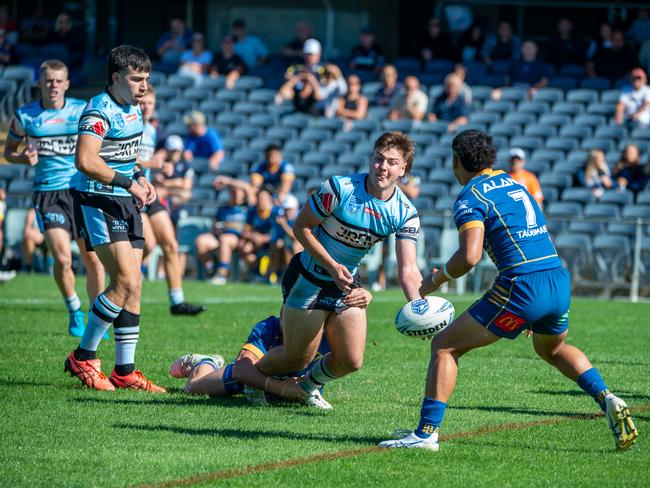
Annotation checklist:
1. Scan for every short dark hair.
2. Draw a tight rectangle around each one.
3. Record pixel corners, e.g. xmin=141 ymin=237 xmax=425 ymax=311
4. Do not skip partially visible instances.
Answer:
xmin=452 ymin=130 xmax=496 ymax=173
xmin=107 ymin=45 xmax=151 ymax=85
xmin=265 ymin=143 xmax=282 ymax=155
xmin=373 ymin=131 xmax=416 ymax=174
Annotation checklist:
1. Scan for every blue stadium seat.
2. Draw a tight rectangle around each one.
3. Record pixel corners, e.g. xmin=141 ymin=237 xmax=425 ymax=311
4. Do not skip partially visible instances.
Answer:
xmin=7 ymin=178 xmax=31 ymax=195
xmin=281 ymin=113 xmax=312 ymax=130
xmin=166 ymin=122 xmax=188 ymax=137
xmin=545 ymin=137 xmax=579 ymax=152
xmin=471 ymin=86 xmax=494 ymax=103
xmin=579 ymin=77 xmax=611 ymax=91
xmin=413 ymin=156 xmax=442 ymax=172
xmin=427 ymin=84 xmax=444 ymax=101
xmin=221 ymin=138 xmax=245 ymax=153
xmin=361 ymin=81 xmax=382 ymax=98
xmin=552 ymin=101 xmax=584 ymax=115
xmin=524 ymin=124 xmax=556 ymax=139
xmin=231 ymin=126 xmax=263 ymax=141
xmin=490 ymin=122 xmax=521 ymax=137
xmin=594 ymin=125 xmax=626 ymax=141
xmin=414 ymin=120 xmax=449 ymax=135
xmin=581 ymin=138 xmax=615 ymax=152
xmin=183 ymin=87 xmax=212 ymax=104
xmin=573 ymin=113 xmax=606 ymax=128
xmin=503 ymin=112 xmax=537 ymax=125
xmin=546 ymin=201 xmax=583 ymax=219
xmin=232 ymin=148 xmax=263 ymax=165
xmin=382 ymin=119 xmax=413 ymax=133
xmin=197 ymin=173 xmax=216 ymax=188
xmin=233 ymin=76 xmax=264 ymax=91
xmin=176 ymin=216 xmax=213 ymax=254
xmin=592 ymin=235 xmax=630 ymax=281
xmin=561 ymin=187 xmax=594 ymax=205
xmin=312 ymin=117 xmax=344 ymax=132
xmin=630 ymin=127 xmax=650 ymax=140
xmin=469 ymin=111 xmax=500 ymax=125
xmin=198 ymin=77 xmax=225 ymax=91
xmin=483 ymin=100 xmax=515 ymax=115
xmin=247 ymin=88 xmax=277 ymax=105
xmin=337 ymin=153 xmax=360 ymax=167
xmin=586 ymin=102 xmax=615 ymax=116
xmin=636 ymin=193 xmax=650 ymax=205
xmin=248 ymin=138 xmax=278 ymax=152
xmin=166 ymin=73 xmax=194 ymax=90
xmin=538 ymin=113 xmax=571 ymax=127
xmin=191 ymin=158 xmax=211 ymax=174
xmin=618 ymin=139 xmax=650 ymax=153
xmin=148 ymin=71 xmax=167 ymax=87
xmin=607 ymin=222 xmax=637 ymax=237
xmin=216 ymin=112 xmax=246 ymax=128
xmin=303 ymin=153 xmax=335 ymax=167
xmin=622 ymin=205 xmax=650 ymax=220
xmin=393 ymin=57 xmax=420 ymax=74
xmin=354 ymin=140 xmax=375 ymax=156
xmin=524 ymin=160 xmax=550 ymax=174
xmin=232 ymin=102 xmax=263 ymax=116
xmin=190 ymin=188 xmax=215 ymax=202
xmin=265 ymin=127 xmax=297 ymax=143
xmin=464 ymin=61 xmax=488 ymax=84
xmin=300 ymin=128 xmax=332 ymax=144
xmin=318 ymin=141 xmax=350 ymax=157
xmin=350 ymin=119 xmax=379 ymax=135
xmin=433 ymin=196 xmax=457 ymax=212
xmin=216 ymin=90 xmax=246 ymax=105
xmin=600 ymin=89 xmax=620 ymax=104
xmin=366 ymin=106 xmax=390 ymax=121
xmin=0 ymin=165 xmax=24 ymax=181
xmin=554 ymin=232 xmax=592 ymax=274
xmin=500 ymin=87 xmax=528 ymax=103
xmin=555 ymin=159 xmax=584 ymax=175
xmin=530 ymin=149 xmax=565 ymax=164
xmin=411 ymin=132 xmax=437 ymax=149
xmin=559 ymin=125 xmax=591 ymax=139
xmin=539 ymin=172 xmax=572 ymax=190
xmin=490 ymin=60 xmax=511 ymax=74
xmin=532 ymin=87 xmax=564 ymax=104
xmin=428 ymin=169 xmax=457 ymax=185
xmin=549 ymin=76 xmax=578 ymax=90
xmin=424 ymin=146 xmax=452 ymax=159
xmin=568 ymin=220 xmax=603 ymax=235
xmin=335 ymin=131 xmax=366 ymax=145
xmin=584 ymin=203 xmax=620 ymax=219
xmin=247 ymin=113 xmax=275 ymax=130
xmin=510 ymin=135 xmax=544 ymax=151
xmin=566 ymin=89 xmax=599 ymax=105
xmin=559 ymin=64 xmax=585 ymax=78
xmin=283 ymin=140 xmax=316 ymax=155
xmin=599 ymin=190 xmax=633 ymax=206
xmin=460 ymin=122 xmax=488 ymax=133
xmin=167 ymin=99 xmax=194 ymax=113
xmin=516 ymin=100 xmax=549 ymax=116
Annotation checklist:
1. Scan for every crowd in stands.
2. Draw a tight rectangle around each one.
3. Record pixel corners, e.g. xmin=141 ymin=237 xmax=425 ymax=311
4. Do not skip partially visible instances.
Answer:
xmin=2 ymin=6 xmax=650 ymax=287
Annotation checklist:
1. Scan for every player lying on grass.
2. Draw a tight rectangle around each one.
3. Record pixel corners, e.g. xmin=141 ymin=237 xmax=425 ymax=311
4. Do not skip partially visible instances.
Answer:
xmin=169 ymin=286 xmax=371 ymax=407
xmin=253 ymin=131 xmax=423 ymax=409
xmin=379 ymin=130 xmax=638 ymax=452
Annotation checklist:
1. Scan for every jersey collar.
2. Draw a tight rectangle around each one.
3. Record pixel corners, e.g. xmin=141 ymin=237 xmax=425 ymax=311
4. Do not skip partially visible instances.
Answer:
xmin=105 ymin=86 xmax=129 ymax=108
xmin=471 ymin=168 xmax=505 ymax=181
xmin=39 ymin=98 xmax=67 ymax=111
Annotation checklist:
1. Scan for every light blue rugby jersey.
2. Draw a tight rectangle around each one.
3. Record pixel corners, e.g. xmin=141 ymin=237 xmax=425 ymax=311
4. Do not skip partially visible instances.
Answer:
xmin=454 ymin=168 xmax=562 ymax=276
xmin=74 ymin=89 xmax=143 ymax=197
xmin=138 ymin=121 xmax=156 ymax=181
xmin=305 ymin=173 xmax=420 ymax=280
xmin=8 ymin=98 xmax=86 ymax=191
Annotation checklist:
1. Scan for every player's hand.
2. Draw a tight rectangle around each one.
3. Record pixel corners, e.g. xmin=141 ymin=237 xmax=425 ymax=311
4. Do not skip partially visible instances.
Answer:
xmin=419 ymin=268 xmax=444 ymax=297
xmin=140 ymin=178 xmax=157 ymax=205
xmin=328 ymin=262 xmax=354 ymax=292
xmin=127 ymin=180 xmax=148 ymax=208
xmin=343 ymin=287 xmax=373 ymax=308
xmin=22 ymin=144 xmax=39 ymax=165
xmin=280 ymin=378 xmax=308 ymax=402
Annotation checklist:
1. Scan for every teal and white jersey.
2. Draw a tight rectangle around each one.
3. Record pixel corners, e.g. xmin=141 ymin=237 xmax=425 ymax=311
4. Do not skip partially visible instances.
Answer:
xmin=74 ymin=89 xmax=143 ymax=196
xmin=139 ymin=122 xmax=156 ymax=181
xmin=8 ymin=98 xmax=86 ymax=191
xmin=305 ymin=173 xmax=420 ymax=280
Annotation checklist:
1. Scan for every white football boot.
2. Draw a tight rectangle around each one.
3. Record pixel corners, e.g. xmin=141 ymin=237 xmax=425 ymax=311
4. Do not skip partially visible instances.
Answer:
xmin=305 ymin=389 xmax=333 ymax=410
xmin=603 ymin=393 xmax=638 ymax=450
xmin=168 ymin=353 xmax=224 ymax=378
xmin=378 ymin=430 xmax=440 ymax=451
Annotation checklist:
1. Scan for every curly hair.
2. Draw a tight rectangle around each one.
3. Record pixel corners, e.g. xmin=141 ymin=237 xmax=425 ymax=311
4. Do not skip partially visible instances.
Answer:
xmin=373 ymin=131 xmax=416 ymax=174
xmin=452 ymin=130 xmax=496 ymax=173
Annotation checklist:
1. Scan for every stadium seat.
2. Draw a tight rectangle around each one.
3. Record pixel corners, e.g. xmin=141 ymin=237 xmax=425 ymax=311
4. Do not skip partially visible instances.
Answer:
xmin=393 ymin=57 xmax=420 ymax=73
xmin=524 ymin=160 xmax=551 ymax=174
xmin=383 ymin=119 xmax=413 ymax=133
xmin=530 ymin=148 xmax=564 ymax=164
xmin=353 ymin=140 xmax=375 ymax=156
xmin=233 ymin=76 xmax=264 ymax=92
xmin=584 ymin=203 xmax=620 ymax=219
xmin=619 ymin=139 xmax=650 ymax=153
xmin=503 ymin=112 xmax=537 ymax=126
xmin=561 ymin=187 xmax=594 ymax=205
xmin=155 ymin=86 xmax=180 ymax=102
xmin=516 ymin=100 xmax=549 ymax=116
xmin=366 ymin=106 xmax=390 ymax=121
xmin=350 ymin=119 xmax=379 ymax=135
xmin=167 ymin=99 xmax=194 ymax=113
xmin=176 ymin=216 xmax=213 ymax=254
xmin=545 ymin=137 xmax=579 ymax=152
xmin=592 ymin=235 xmax=630 ymax=282
xmin=490 ymin=122 xmax=521 ymax=138
xmin=538 ymin=113 xmax=571 ymax=127
xmin=183 ymin=87 xmax=212 ymax=104
xmin=335 ymin=131 xmax=366 ymax=146
xmin=522 ymin=123 xmax=554 ymax=138
xmin=532 ymin=87 xmax=563 ymax=104
xmin=300 ymin=128 xmax=332 ymax=144
xmin=469 ymin=112 xmax=500 ymax=125
xmin=0 ymin=165 xmax=24 ymax=181
xmin=607 ymin=222 xmax=637 ymax=237
xmin=247 ymin=113 xmax=275 ymax=130
xmin=148 ymin=71 xmax=167 ymax=87
xmin=433 ymin=196 xmax=456 ymax=212
xmin=636 ymin=193 xmax=650 ymax=205
xmin=303 ymin=153 xmax=335 ymax=167
xmin=566 ymin=89 xmax=599 ymax=105
xmin=594 ymin=125 xmax=626 ymax=141
xmin=232 ymin=148 xmax=263 ymax=165
xmin=552 ymin=101 xmax=584 ymax=115
xmin=262 ymin=127 xmax=295 ymax=143
xmin=361 ymin=81 xmax=382 ymax=98
xmin=191 ymin=158 xmax=211 ymax=174
xmin=600 ymin=89 xmax=621 ymax=104
xmin=539 ymin=172 xmax=572 ymax=191
xmin=554 ymin=232 xmax=592 ymax=275
xmin=282 ymin=140 xmax=315 ymax=155
xmin=559 ymin=125 xmax=591 ymax=139
xmin=568 ymin=220 xmax=603 ymax=236
xmin=413 ymin=120 xmax=447 ymax=136
xmin=573 ymin=114 xmax=607 ymax=129
xmin=411 ymin=132 xmax=437 ymax=149
xmin=221 ymin=138 xmax=245 ymax=153
xmin=579 ymin=77 xmax=611 ymax=91
xmin=247 ymin=88 xmax=277 ymax=105
xmin=425 ymin=59 xmax=454 ymax=73
xmin=3 ymin=208 xmax=28 ymax=248
xmin=483 ymin=100 xmax=515 ymax=115
xmin=216 ymin=90 xmax=246 ymax=105
xmin=581 ymin=138 xmax=615 ymax=152
xmin=312 ymin=117 xmax=344 ymax=132
xmin=622 ymin=205 xmax=650 ymax=220
xmin=190 ymin=187 xmax=216 ymax=202
xmin=509 ymin=135 xmax=544 ymax=151
xmin=281 ymin=113 xmax=312 ymax=130
xmin=198 ymin=77 xmax=225 ymax=91
xmin=318 ymin=141 xmax=350 ymax=157
xmin=586 ymin=102 xmax=615 ymax=116
xmin=166 ymin=73 xmax=194 ymax=90
xmin=499 ymin=87 xmax=528 ymax=103
xmin=429 ymin=168 xmax=457 ymax=185
xmin=197 ymin=173 xmax=216 ymax=188
xmin=559 ymin=64 xmax=585 ymax=78
xmin=231 ymin=126 xmax=263 ymax=141
xmin=549 ymin=76 xmax=578 ymax=90
xmin=232 ymin=102 xmax=263 ymax=116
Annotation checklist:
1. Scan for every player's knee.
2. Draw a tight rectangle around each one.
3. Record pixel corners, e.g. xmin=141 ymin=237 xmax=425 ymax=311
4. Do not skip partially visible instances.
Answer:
xmin=161 ymin=239 xmax=178 ymax=256
xmin=115 ymin=274 xmax=140 ymax=299
xmin=55 ymin=253 xmax=73 ymax=271
xmin=342 ymin=355 xmax=363 ymax=373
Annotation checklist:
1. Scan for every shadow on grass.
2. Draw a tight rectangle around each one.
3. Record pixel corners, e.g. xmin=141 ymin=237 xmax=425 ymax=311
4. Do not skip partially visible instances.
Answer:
xmin=534 ymin=389 xmax=650 ymax=401
xmin=113 ymin=422 xmax=381 ymax=444
xmin=451 ymin=404 xmax=592 ymax=418
xmin=0 ymin=378 xmax=61 ymax=388
xmin=453 ymin=438 xmax=610 ymax=454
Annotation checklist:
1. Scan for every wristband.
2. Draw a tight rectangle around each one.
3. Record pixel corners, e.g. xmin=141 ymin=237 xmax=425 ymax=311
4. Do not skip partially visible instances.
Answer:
xmin=132 ymin=169 xmax=145 ymax=180
xmin=110 ymin=172 xmax=133 ymax=189
xmin=442 ymin=263 xmax=454 ymax=281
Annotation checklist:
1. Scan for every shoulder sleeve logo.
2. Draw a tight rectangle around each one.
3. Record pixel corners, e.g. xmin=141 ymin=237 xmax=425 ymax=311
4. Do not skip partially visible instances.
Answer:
xmin=92 ymin=120 xmax=106 ymax=137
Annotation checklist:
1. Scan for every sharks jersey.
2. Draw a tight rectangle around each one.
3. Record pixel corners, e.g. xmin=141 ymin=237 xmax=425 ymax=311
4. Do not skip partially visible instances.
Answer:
xmin=9 ymin=98 xmax=86 ymax=191
xmin=74 ymin=89 xmax=143 ymax=196
xmin=306 ymin=173 xmax=420 ymax=280
xmin=454 ymin=168 xmax=562 ymax=276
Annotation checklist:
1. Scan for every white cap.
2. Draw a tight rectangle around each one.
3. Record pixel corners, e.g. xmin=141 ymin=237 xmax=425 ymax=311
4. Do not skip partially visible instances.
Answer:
xmin=509 ymin=147 xmax=526 ymax=161
xmin=281 ymin=193 xmax=299 ymax=210
xmin=303 ymin=38 xmax=321 ymax=54
xmin=165 ymin=135 xmax=184 ymax=152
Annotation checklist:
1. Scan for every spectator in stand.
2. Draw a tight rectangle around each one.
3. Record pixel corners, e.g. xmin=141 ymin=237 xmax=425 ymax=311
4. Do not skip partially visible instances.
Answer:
xmin=240 ymin=188 xmax=275 ymax=280
xmin=350 ymin=26 xmax=384 ymax=73
xmin=282 ymin=38 xmax=324 ymax=79
xmin=153 ymin=135 xmax=195 ymax=225
xmin=586 ymin=22 xmax=612 ymax=61
xmin=336 ymin=74 xmax=369 ymax=126
xmin=268 ymin=194 xmax=302 ymax=285
xmin=195 ymin=176 xmax=254 ymax=284
xmin=482 ymin=20 xmax=521 ymax=65
xmin=546 ymin=18 xmax=586 ymax=70
xmin=0 ymin=5 xmax=17 ymax=45
xmin=0 ymin=28 xmax=14 ymax=66
xmin=178 ymin=32 xmax=213 ymax=83
xmin=587 ymin=29 xmax=636 ymax=81
xmin=51 ymin=13 xmax=84 ymax=71
xmin=20 ymin=6 xmax=52 ymax=46
xmin=276 ymin=67 xmax=321 ymax=115
xmin=458 ymin=23 xmax=485 ymax=63
xmin=182 ymin=111 xmax=224 ymax=171
xmin=507 ymin=41 xmax=549 ymax=97
xmin=614 ymin=144 xmax=649 ymax=196
xmin=375 ymin=64 xmax=402 ymax=107
xmin=577 ymin=149 xmax=613 ymax=200
xmin=615 ymin=67 xmax=650 ymax=128
xmin=232 ymin=18 xmax=268 ymax=69
xmin=317 ymin=63 xmax=347 ymax=118
xmin=419 ymin=17 xmax=454 ymax=65
xmin=282 ymin=20 xmax=312 ymax=62
xmin=453 ymin=63 xmax=472 ymax=104
xmin=388 ymin=75 xmax=428 ymax=121
xmin=428 ymin=73 xmax=469 ymax=132
xmin=210 ymin=34 xmax=246 ymax=90
xmin=628 ymin=9 xmax=650 ymax=45
xmin=250 ymin=144 xmax=296 ymax=204
xmin=507 ymin=148 xmax=544 ymax=208
xmin=157 ymin=18 xmax=193 ymax=72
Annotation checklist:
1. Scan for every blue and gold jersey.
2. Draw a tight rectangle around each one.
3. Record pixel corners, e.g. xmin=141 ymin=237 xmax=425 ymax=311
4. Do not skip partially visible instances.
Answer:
xmin=454 ymin=169 xmax=562 ymax=276
xmin=241 ymin=315 xmax=331 ymax=375
xmin=9 ymin=98 xmax=86 ymax=191
xmin=245 ymin=206 xmax=274 ymax=234
xmin=216 ymin=205 xmax=247 ymax=236
xmin=74 ymin=89 xmax=143 ymax=196
xmin=138 ymin=121 xmax=157 ymax=181
xmin=305 ymin=173 xmax=420 ymax=280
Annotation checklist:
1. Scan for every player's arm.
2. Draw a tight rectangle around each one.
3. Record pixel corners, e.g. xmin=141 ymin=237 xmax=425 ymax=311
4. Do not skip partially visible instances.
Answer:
xmin=4 ymin=116 xmax=37 ymax=165
xmin=232 ymin=349 xmax=307 ymax=401
xmin=293 ymin=202 xmax=353 ymax=291
xmin=395 ymin=239 xmax=424 ymax=301
xmin=420 ymin=226 xmax=484 ymax=296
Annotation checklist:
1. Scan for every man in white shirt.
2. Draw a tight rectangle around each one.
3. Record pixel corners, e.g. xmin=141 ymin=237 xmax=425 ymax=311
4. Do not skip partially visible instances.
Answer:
xmin=388 ymin=76 xmax=429 ymax=121
xmin=615 ymin=67 xmax=650 ymax=127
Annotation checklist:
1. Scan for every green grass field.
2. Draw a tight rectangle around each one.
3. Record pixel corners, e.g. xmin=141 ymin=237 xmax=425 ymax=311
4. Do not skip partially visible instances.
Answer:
xmin=1 ymin=275 xmax=648 ymax=487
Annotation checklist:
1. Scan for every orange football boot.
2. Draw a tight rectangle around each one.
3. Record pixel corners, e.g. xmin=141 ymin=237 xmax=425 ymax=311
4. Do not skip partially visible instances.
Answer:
xmin=109 ymin=369 xmax=166 ymax=393
xmin=64 ymin=351 xmax=115 ymax=391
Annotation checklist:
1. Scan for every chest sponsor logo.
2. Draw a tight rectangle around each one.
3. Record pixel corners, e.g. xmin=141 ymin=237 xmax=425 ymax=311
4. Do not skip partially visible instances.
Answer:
xmin=364 ymin=206 xmax=382 ymax=219
xmin=494 ymin=311 xmax=526 ymax=332
xmin=125 ymin=113 xmax=138 ymax=122
xmin=32 ymin=135 xmax=78 ymax=155
xmin=45 ymin=118 xmax=65 ymax=125
xmin=335 ymin=226 xmax=380 ymax=248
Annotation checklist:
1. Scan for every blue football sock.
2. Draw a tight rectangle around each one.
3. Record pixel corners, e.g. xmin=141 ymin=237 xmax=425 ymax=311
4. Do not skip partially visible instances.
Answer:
xmin=64 ymin=293 xmax=81 ymax=313
xmin=415 ymin=397 xmax=447 ymax=439
xmin=577 ymin=367 xmax=609 ymax=412
xmin=79 ymin=294 xmax=121 ymax=352
xmin=169 ymin=288 xmax=185 ymax=306
xmin=114 ymin=309 xmax=140 ymax=376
